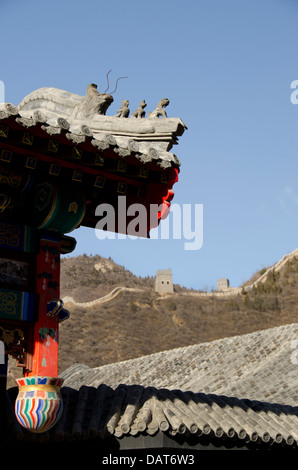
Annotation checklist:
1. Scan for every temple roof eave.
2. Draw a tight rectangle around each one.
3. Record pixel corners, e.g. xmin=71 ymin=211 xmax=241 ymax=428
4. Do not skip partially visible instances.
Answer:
xmin=13 ymin=85 xmax=187 ymax=158
xmin=0 ymin=101 xmax=182 ymax=167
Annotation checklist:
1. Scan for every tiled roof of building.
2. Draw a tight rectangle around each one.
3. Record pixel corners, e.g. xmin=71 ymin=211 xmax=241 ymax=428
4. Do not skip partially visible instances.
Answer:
xmin=61 ymin=322 xmax=298 ymax=405
xmin=5 ymin=323 xmax=298 ymax=450
xmin=0 ymin=84 xmax=186 ymax=170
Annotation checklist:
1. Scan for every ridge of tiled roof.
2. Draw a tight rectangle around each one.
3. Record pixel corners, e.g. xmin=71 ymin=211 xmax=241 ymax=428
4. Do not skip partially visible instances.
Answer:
xmin=0 ymin=84 xmax=186 ymax=170
xmin=0 ymin=103 xmax=181 ymax=170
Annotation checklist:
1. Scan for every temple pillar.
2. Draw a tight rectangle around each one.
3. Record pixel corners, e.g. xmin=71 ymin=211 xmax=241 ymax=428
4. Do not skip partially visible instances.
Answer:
xmin=27 ymin=232 xmax=60 ymax=377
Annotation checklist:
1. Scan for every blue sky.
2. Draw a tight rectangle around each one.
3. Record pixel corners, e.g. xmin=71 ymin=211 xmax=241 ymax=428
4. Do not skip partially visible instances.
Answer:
xmin=2 ymin=0 xmax=298 ymax=290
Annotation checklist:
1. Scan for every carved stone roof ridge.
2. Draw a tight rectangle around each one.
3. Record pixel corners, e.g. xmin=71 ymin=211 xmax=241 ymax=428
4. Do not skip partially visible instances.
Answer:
xmin=0 ymin=84 xmax=186 ymax=170
xmin=13 ymin=83 xmax=187 ymax=161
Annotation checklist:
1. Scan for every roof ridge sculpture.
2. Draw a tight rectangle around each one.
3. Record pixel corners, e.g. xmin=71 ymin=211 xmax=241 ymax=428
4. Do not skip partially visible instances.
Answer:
xmin=15 ymin=84 xmax=187 ymax=159
xmin=0 ymin=86 xmax=187 ymax=170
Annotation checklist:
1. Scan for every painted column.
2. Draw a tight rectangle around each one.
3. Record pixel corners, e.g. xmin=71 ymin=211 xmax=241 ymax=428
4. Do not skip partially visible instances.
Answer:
xmin=27 ymin=231 xmax=61 ymax=377
xmin=3 ymin=181 xmax=83 ymax=432
xmin=14 ymin=231 xmax=66 ymax=433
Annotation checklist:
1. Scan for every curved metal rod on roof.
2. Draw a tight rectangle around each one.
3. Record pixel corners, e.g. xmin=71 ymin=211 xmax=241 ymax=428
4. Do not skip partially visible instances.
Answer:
xmin=103 ymin=70 xmax=112 ymax=93
xmin=110 ymin=76 xmax=128 ymax=94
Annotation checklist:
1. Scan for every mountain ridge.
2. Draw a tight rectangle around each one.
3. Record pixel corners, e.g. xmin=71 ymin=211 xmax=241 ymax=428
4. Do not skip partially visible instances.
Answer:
xmin=61 ymin=248 xmax=298 ymax=305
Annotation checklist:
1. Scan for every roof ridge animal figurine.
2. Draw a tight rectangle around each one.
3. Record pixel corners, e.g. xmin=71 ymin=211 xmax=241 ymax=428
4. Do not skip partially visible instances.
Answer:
xmin=148 ymin=98 xmax=169 ymax=118
xmin=115 ymin=99 xmax=130 ymax=118
xmin=131 ymin=99 xmax=147 ymax=118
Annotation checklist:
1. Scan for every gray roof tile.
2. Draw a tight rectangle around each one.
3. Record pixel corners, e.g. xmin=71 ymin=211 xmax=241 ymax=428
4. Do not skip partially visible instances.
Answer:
xmin=61 ymin=322 xmax=298 ymax=405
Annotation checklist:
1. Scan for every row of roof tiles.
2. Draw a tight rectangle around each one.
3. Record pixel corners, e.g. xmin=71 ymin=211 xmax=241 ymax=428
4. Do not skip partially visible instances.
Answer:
xmin=61 ymin=322 xmax=298 ymax=406
xmin=5 ymin=381 xmax=298 ymax=448
xmin=5 ymin=323 xmax=298 ymax=449
xmin=0 ymin=102 xmax=181 ymax=169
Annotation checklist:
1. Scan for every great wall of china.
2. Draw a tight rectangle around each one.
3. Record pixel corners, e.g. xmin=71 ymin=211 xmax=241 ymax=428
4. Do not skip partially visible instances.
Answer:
xmin=62 ymin=248 xmax=298 ymax=307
